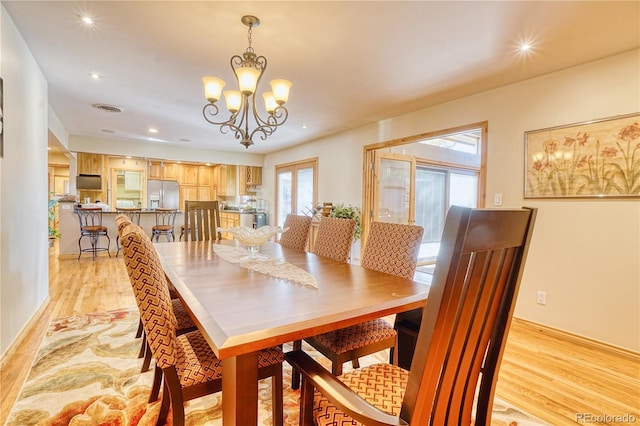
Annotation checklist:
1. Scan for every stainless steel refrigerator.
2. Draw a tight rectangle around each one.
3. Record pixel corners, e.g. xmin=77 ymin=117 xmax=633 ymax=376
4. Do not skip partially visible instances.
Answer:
xmin=147 ymin=180 xmax=179 ymax=209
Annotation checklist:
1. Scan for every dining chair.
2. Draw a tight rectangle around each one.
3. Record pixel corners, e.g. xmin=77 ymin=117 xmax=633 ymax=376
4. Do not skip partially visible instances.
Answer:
xmin=312 ymin=216 xmax=356 ymax=262
xmin=285 ymin=206 xmax=537 ymax=426
xmin=119 ymin=222 xmax=284 ymax=426
xmin=291 ymin=221 xmax=424 ymax=389
xmin=278 ymin=214 xmax=312 ymax=251
xmin=116 ymin=216 xmax=198 ymax=403
xmin=76 ymin=206 xmax=111 ymax=260
xmin=152 ymin=208 xmax=178 ymax=242
xmin=115 ymin=207 xmax=141 ymax=257
xmin=182 ymin=200 xmax=222 ymax=241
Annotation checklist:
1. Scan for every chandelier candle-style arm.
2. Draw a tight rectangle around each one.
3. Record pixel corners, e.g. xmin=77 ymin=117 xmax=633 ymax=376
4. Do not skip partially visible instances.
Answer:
xmin=201 ymin=15 xmax=292 ymax=149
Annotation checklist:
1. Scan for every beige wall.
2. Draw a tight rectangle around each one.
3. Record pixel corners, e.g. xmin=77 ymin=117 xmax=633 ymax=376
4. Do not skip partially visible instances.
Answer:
xmin=0 ymin=6 xmax=50 ymax=356
xmin=263 ymin=50 xmax=640 ymax=352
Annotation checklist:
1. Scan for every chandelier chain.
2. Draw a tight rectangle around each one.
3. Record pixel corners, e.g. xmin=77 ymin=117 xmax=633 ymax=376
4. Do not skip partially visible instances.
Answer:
xmin=246 ymin=26 xmax=254 ymax=53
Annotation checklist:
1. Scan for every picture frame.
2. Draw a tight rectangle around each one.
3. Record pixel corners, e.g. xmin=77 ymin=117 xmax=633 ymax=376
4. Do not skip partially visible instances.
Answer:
xmin=0 ymin=77 xmax=3 ymax=158
xmin=524 ymin=112 xmax=640 ymax=198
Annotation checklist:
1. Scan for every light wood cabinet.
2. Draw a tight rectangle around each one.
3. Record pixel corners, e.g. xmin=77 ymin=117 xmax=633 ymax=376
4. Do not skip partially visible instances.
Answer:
xmin=197 ymin=186 xmax=213 ymax=201
xmin=216 ymin=165 xmax=227 ymax=196
xmin=77 ymin=153 xmax=104 ymax=175
xmin=226 ymin=165 xmax=238 ymax=196
xmin=219 ymin=211 xmax=240 ymax=239
xmin=164 ymin=163 xmax=179 ymax=180
xmin=246 ymin=166 xmax=262 ymax=185
xmin=149 ymin=161 xmax=180 ymax=181
xmin=216 ymin=165 xmax=238 ymax=196
xmin=179 ymin=186 xmax=199 ymax=210
xmin=179 ymin=164 xmax=199 ymax=186
xmin=198 ymin=165 xmax=212 ymax=186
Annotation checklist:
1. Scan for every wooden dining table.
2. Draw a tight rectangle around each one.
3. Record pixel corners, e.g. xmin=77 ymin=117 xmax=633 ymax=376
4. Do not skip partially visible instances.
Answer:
xmin=154 ymin=239 xmax=429 ymax=426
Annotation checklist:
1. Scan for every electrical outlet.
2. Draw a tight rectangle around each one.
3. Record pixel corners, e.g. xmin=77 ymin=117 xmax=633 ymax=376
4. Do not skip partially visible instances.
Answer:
xmin=494 ymin=193 xmax=503 ymax=206
xmin=536 ymin=290 xmax=547 ymax=305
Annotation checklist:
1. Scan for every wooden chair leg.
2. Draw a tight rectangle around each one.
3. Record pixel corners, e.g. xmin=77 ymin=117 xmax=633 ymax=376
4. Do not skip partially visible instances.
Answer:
xmin=141 ymin=341 xmax=152 ymax=373
xmin=299 ymin=376 xmax=315 ymax=426
xmin=272 ymin=367 xmax=284 ymax=426
xmin=351 ymin=358 xmax=360 ymax=369
xmin=332 ymin=360 xmax=344 ymax=375
xmin=136 ymin=319 xmax=144 ymax=339
xmin=149 ymin=364 xmax=163 ymax=403
xmin=291 ymin=339 xmax=302 ymax=389
xmin=164 ymin=368 xmax=185 ymax=426
xmin=157 ymin=380 xmax=171 ymax=426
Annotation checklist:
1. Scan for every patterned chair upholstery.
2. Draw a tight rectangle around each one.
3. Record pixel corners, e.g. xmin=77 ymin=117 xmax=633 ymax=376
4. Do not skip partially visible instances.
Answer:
xmin=120 ymin=223 xmax=284 ymax=426
xmin=117 ymin=216 xmax=197 ymax=402
xmin=313 ymin=216 xmax=356 ymax=262
xmin=292 ymin=221 xmax=424 ymax=390
xmin=278 ymin=214 xmax=312 ymax=251
xmin=115 ymin=208 xmax=141 ymax=257
xmin=285 ymin=207 xmax=537 ymax=426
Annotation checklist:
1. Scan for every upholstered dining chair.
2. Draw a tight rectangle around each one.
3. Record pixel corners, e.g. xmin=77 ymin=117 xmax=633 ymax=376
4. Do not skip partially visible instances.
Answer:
xmin=285 ymin=206 xmax=537 ymax=426
xmin=182 ymin=200 xmax=222 ymax=241
xmin=115 ymin=207 xmax=141 ymax=257
xmin=76 ymin=206 xmax=111 ymax=260
xmin=278 ymin=214 xmax=312 ymax=251
xmin=152 ymin=208 xmax=178 ymax=242
xmin=120 ymin=222 xmax=284 ymax=426
xmin=116 ymin=216 xmax=198 ymax=403
xmin=312 ymin=216 xmax=356 ymax=262
xmin=291 ymin=221 xmax=423 ymax=389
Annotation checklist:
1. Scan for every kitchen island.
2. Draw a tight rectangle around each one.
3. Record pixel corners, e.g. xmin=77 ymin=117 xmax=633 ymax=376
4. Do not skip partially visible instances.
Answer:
xmin=56 ymin=202 xmax=184 ymax=258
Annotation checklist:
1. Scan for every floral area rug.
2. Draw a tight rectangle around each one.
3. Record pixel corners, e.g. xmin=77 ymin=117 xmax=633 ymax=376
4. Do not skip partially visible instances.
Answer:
xmin=6 ymin=308 xmax=548 ymax=426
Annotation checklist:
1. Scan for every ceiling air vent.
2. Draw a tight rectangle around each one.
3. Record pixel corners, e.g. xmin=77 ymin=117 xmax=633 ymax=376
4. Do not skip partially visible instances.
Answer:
xmin=92 ymin=103 xmax=123 ymax=113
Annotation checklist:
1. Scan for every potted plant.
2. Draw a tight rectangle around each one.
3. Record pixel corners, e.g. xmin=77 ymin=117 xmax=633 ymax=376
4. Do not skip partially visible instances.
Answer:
xmin=48 ymin=198 xmax=61 ymax=243
xmin=329 ymin=203 xmax=362 ymax=241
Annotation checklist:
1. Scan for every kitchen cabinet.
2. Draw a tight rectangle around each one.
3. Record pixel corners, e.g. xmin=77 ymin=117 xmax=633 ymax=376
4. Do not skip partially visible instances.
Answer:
xmin=198 ymin=166 xmax=212 ymax=186
xmin=219 ymin=211 xmax=240 ymax=239
xmin=77 ymin=153 xmax=107 ymax=202
xmin=216 ymin=165 xmax=238 ymax=196
xmin=149 ymin=161 xmax=179 ymax=181
xmin=179 ymin=186 xmax=199 ymax=210
xmin=246 ymin=166 xmax=262 ymax=185
xmin=179 ymin=164 xmax=199 ymax=186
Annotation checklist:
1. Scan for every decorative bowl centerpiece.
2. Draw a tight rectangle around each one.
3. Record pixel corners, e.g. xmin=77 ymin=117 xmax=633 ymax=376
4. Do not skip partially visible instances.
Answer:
xmin=220 ymin=225 xmax=288 ymax=258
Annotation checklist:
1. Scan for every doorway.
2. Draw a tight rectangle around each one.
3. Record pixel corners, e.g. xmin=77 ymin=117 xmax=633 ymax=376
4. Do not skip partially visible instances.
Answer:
xmin=363 ymin=122 xmax=487 ymax=272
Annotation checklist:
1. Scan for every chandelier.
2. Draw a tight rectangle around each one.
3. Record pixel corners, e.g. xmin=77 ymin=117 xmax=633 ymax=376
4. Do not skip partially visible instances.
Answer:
xmin=202 ymin=15 xmax=292 ymax=149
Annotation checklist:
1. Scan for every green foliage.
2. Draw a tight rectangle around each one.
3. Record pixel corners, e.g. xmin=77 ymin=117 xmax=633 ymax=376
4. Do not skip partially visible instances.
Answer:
xmin=48 ymin=198 xmax=61 ymax=239
xmin=329 ymin=203 xmax=362 ymax=241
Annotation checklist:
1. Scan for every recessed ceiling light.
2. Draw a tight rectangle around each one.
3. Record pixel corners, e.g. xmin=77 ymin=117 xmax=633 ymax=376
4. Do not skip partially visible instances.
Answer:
xmin=148 ymin=128 xmax=159 ymax=133
xmin=520 ymin=43 xmax=532 ymax=52
xmin=89 ymin=72 xmax=102 ymax=80
xmin=302 ymin=124 xmax=309 ymax=129
xmin=79 ymin=15 xmax=94 ymax=25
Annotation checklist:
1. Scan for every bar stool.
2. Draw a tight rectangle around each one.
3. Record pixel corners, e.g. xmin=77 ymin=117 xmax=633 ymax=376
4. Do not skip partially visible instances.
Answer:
xmin=76 ymin=207 xmax=111 ymax=260
xmin=152 ymin=208 xmax=177 ymax=242
xmin=115 ymin=207 xmax=141 ymax=257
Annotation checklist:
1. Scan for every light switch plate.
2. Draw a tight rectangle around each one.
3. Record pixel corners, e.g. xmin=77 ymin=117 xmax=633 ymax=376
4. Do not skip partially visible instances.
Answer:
xmin=494 ymin=193 xmax=502 ymax=206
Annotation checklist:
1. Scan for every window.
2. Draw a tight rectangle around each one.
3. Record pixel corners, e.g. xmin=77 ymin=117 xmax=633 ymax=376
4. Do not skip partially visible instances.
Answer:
xmin=275 ymin=159 xmax=318 ymax=227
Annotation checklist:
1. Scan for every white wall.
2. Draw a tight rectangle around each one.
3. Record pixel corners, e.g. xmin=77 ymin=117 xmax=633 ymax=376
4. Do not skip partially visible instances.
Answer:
xmin=0 ymin=6 xmax=50 ymax=356
xmin=264 ymin=50 xmax=640 ymax=352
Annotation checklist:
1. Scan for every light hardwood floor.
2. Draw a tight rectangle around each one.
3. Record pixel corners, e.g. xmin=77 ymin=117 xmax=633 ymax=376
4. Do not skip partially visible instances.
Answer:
xmin=1 ymin=243 xmax=638 ymax=425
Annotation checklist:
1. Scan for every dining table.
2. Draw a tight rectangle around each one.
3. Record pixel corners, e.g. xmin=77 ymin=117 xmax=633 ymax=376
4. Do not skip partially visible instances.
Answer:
xmin=154 ymin=239 xmax=429 ymax=426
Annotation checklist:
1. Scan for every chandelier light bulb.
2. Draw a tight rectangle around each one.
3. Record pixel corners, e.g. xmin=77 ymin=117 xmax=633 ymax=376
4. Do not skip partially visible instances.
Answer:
xmin=263 ymin=92 xmax=278 ymax=114
xmin=203 ymin=76 xmax=226 ymax=103
xmin=223 ymin=90 xmax=242 ymax=113
xmin=270 ymin=79 xmax=292 ymax=105
xmin=235 ymin=66 xmax=261 ymax=95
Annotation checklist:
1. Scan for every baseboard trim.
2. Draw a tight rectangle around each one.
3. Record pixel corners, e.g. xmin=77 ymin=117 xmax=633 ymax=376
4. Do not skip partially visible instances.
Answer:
xmin=0 ymin=296 xmax=51 ymax=367
xmin=512 ymin=317 xmax=639 ymax=359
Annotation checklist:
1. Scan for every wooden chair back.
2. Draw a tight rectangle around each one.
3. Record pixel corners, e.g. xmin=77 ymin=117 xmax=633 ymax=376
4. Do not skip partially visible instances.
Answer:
xmin=401 ymin=206 xmax=537 ymax=425
xmin=278 ymin=214 xmax=312 ymax=251
xmin=184 ymin=200 xmax=222 ymax=241
xmin=361 ymin=221 xmax=424 ymax=279
xmin=313 ymin=216 xmax=356 ymax=262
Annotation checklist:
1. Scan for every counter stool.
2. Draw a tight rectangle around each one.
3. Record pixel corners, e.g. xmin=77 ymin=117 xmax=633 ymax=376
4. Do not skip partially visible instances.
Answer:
xmin=152 ymin=208 xmax=177 ymax=242
xmin=115 ymin=207 xmax=141 ymax=257
xmin=76 ymin=207 xmax=111 ymax=261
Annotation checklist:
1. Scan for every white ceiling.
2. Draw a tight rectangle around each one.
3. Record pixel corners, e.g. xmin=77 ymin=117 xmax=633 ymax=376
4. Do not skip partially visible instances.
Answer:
xmin=4 ymin=1 xmax=639 ymax=155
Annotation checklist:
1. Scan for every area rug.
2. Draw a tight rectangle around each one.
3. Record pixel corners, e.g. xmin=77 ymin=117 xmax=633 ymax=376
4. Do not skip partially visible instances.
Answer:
xmin=6 ymin=308 xmax=548 ymax=426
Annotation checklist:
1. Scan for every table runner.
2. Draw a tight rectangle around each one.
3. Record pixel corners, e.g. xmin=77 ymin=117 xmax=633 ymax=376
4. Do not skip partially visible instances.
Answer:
xmin=213 ymin=244 xmax=318 ymax=288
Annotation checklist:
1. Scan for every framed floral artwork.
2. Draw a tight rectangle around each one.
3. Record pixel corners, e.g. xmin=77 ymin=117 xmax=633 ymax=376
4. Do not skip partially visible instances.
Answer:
xmin=524 ymin=112 xmax=640 ymax=198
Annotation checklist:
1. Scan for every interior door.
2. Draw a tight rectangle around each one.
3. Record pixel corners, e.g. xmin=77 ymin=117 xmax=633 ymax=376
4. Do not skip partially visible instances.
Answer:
xmin=373 ymin=152 xmax=416 ymax=225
